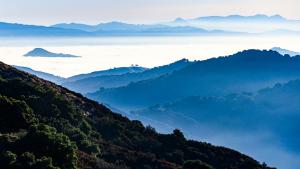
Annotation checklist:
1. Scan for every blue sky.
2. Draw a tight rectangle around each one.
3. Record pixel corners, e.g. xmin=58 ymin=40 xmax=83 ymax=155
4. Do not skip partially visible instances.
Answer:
xmin=0 ymin=0 xmax=299 ymax=25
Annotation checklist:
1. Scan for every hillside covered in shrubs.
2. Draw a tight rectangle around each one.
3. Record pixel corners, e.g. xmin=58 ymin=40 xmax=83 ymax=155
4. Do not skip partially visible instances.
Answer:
xmin=0 ymin=61 xmax=274 ymax=169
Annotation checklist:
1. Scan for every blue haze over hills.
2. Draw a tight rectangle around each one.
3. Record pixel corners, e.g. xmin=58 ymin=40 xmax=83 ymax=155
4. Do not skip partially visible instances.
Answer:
xmin=1 ymin=14 xmax=300 ymax=37
xmin=6 ymin=14 xmax=300 ymax=169
xmin=14 ymin=66 xmax=65 ymax=84
xmin=0 ymin=22 xmax=90 ymax=37
xmin=62 ymin=59 xmax=191 ymax=93
xmin=88 ymin=50 xmax=300 ymax=110
xmin=167 ymin=14 xmax=300 ymax=33
xmin=131 ymin=79 xmax=300 ymax=169
xmin=16 ymin=48 xmax=300 ymax=169
xmin=0 ymin=21 xmax=231 ymax=37
xmin=86 ymin=50 xmax=300 ymax=169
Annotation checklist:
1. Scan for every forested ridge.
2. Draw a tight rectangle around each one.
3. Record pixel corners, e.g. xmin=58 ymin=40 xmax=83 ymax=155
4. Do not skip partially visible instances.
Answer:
xmin=0 ymin=62 xmax=274 ymax=169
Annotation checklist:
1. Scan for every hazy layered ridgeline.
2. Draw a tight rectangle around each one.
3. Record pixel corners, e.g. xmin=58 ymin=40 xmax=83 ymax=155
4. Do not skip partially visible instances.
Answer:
xmin=166 ymin=14 xmax=300 ymax=33
xmin=0 ymin=21 xmax=240 ymax=37
xmin=88 ymin=50 xmax=300 ymax=110
xmin=62 ymin=59 xmax=191 ymax=93
xmin=12 ymin=48 xmax=300 ymax=169
xmin=14 ymin=65 xmax=65 ymax=84
xmin=64 ymin=66 xmax=148 ymax=83
xmin=1 ymin=11 xmax=300 ymax=169
xmin=82 ymin=50 xmax=300 ymax=169
xmin=0 ymin=37 xmax=298 ymax=168
xmin=1 ymin=15 xmax=300 ymax=37
xmin=0 ymin=61 xmax=273 ymax=169
xmin=131 ymin=79 xmax=300 ymax=169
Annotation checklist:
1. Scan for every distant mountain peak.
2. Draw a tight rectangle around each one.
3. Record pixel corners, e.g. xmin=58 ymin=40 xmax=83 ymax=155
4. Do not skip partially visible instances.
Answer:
xmin=24 ymin=48 xmax=81 ymax=58
xmin=194 ymin=14 xmax=287 ymax=21
xmin=28 ymin=47 xmax=45 ymax=52
xmin=271 ymin=47 xmax=300 ymax=56
xmin=270 ymin=14 xmax=285 ymax=20
xmin=98 ymin=21 xmax=129 ymax=26
xmin=174 ymin=17 xmax=186 ymax=22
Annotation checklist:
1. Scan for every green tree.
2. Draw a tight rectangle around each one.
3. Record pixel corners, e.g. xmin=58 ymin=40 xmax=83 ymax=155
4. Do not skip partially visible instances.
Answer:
xmin=18 ymin=152 xmax=36 ymax=168
xmin=34 ymin=157 xmax=59 ymax=169
xmin=20 ymin=124 xmax=78 ymax=169
xmin=183 ymin=160 xmax=214 ymax=169
xmin=0 ymin=151 xmax=17 ymax=168
xmin=0 ymin=95 xmax=38 ymax=132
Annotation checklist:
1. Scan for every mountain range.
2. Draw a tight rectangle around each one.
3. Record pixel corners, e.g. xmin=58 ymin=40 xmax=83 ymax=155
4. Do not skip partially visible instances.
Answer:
xmin=0 ymin=21 xmax=235 ymax=37
xmin=0 ymin=22 xmax=90 ymax=37
xmin=87 ymin=50 xmax=300 ymax=110
xmin=83 ymin=49 xmax=300 ymax=169
xmin=52 ymin=22 xmax=170 ymax=32
xmin=1 ymin=14 xmax=300 ymax=37
xmin=14 ymin=48 xmax=300 ymax=169
xmin=167 ymin=14 xmax=300 ymax=33
xmin=0 ymin=60 xmax=273 ymax=169
xmin=62 ymin=59 xmax=191 ymax=93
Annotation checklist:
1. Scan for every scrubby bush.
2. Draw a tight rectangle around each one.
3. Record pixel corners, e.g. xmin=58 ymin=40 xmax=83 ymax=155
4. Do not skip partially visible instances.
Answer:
xmin=0 ymin=151 xmax=17 ymax=168
xmin=19 ymin=124 xmax=78 ymax=169
xmin=183 ymin=160 xmax=213 ymax=169
xmin=0 ymin=95 xmax=38 ymax=132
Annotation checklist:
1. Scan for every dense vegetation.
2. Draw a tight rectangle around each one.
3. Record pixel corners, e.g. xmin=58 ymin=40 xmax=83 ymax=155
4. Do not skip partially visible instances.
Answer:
xmin=0 ymin=62 xmax=274 ymax=169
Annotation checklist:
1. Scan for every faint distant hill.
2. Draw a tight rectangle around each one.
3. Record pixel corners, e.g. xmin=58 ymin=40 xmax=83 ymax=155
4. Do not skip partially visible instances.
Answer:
xmin=167 ymin=14 xmax=300 ymax=33
xmin=194 ymin=14 xmax=286 ymax=22
xmin=64 ymin=66 xmax=147 ymax=83
xmin=87 ymin=50 xmax=300 ymax=110
xmin=169 ymin=14 xmax=288 ymax=26
xmin=13 ymin=64 xmax=148 ymax=87
xmin=52 ymin=22 xmax=167 ymax=32
xmin=0 ymin=22 xmax=91 ymax=37
xmin=52 ymin=23 xmax=101 ymax=32
xmin=24 ymin=48 xmax=81 ymax=58
xmin=0 ymin=21 xmax=239 ymax=37
xmin=14 ymin=66 xmax=65 ymax=84
xmin=52 ymin=22 xmax=237 ymax=36
xmin=62 ymin=59 xmax=191 ymax=93
xmin=270 ymin=47 xmax=300 ymax=56
xmin=2 ymin=15 xmax=300 ymax=36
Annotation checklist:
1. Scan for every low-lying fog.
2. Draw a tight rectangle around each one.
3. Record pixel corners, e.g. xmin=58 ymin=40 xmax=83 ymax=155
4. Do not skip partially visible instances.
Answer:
xmin=0 ymin=35 xmax=300 ymax=77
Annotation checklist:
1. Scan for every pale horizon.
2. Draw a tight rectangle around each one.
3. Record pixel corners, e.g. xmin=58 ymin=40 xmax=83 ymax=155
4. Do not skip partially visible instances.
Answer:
xmin=0 ymin=13 xmax=299 ymax=26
